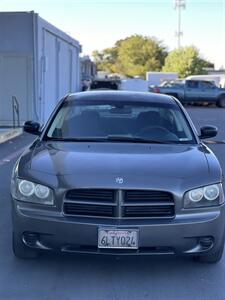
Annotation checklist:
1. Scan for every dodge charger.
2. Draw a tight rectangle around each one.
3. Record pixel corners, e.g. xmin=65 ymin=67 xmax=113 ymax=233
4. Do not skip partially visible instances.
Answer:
xmin=11 ymin=91 xmax=225 ymax=263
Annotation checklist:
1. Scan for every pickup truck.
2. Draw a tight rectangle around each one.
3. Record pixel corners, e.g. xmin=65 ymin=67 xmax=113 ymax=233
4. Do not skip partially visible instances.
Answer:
xmin=152 ymin=80 xmax=225 ymax=107
xmin=90 ymin=79 xmax=120 ymax=90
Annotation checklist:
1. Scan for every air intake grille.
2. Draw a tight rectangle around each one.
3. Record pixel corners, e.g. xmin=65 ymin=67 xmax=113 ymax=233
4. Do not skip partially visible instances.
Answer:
xmin=63 ymin=189 xmax=175 ymax=219
xmin=64 ymin=203 xmax=114 ymax=217
xmin=64 ymin=189 xmax=115 ymax=218
xmin=66 ymin=189 xmax=114 ymax=202
xmin=123 ymin=190 xmax=174 ymax=218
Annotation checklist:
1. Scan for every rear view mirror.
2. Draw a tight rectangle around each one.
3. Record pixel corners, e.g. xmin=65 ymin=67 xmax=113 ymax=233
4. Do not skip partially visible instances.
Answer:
xmin=23 ymin=121 xmax=41 ymax=135
xmin=199 ymin=126 xmax=217 ymax=139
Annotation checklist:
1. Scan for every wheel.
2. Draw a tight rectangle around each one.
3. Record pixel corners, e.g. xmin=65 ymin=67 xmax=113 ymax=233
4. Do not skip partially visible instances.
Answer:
xmin=12 ymin=232 xmax=39 ymax=259
xmin=217 ymin=97 xmax=225 ymax=108
xmin=194 ymin=243 xmax=224 ymax=263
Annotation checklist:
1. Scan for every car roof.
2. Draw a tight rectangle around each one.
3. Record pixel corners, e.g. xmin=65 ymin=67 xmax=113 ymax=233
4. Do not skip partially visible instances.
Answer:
xmin=66 ymin=91 xmax=175 ymax=105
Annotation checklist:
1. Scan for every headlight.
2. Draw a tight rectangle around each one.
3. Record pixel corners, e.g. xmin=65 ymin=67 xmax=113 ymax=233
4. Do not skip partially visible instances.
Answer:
xmin=35 ymin=184 xmax=50 ymax=199
xmin=204 ymin=185 xmax=219 ymax=201
xmin=189 ymin=188 xmax=204 ymax=202
xmin=11 ymin=178 xmax=54 ymax=205
xmin=19 ymin=180 xmax=35 ymax=197
xmin=184 ymin=184 xmax=223 ymax=208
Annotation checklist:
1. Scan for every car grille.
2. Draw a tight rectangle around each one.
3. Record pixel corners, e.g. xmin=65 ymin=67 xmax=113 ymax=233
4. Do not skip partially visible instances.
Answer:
xmin=64 ymin=189 xmax=116 ymax=218
xmin=63 ymin=189 xmax=175 ymax=219
xmin=123 ymin=190 xmax=174 ymax=218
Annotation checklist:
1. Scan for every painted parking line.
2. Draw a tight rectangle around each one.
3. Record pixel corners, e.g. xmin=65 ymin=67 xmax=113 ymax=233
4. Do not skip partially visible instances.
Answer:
xmin=0 ymin=147 xmax=27 ymax=167
xmin=205 ymin=140 xmax=225 ymax=144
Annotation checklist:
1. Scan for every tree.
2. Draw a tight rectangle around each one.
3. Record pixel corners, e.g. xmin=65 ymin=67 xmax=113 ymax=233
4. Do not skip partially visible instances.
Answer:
xmin=162 ymin=46 xmax=212 ymax=78
xmin=92 ymin=47 xmax=118 ymax=74
xmin=92 ymin=35 xmax=167 ymax=77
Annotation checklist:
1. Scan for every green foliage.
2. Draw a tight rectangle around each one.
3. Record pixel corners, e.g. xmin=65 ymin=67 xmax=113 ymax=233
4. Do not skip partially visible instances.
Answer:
xmin=93 ymin=39 xmax=213 ymax=78
xmin=92 ymin=47 xmax=119 ymax=74
xmin=162 ymin=46 xmax=210 ymax=78
xmin=92 ymin=35 xmax=167 ymax=77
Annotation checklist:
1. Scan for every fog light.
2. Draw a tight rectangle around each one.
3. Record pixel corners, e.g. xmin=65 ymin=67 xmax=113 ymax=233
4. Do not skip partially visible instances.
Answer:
xmin=199 ymin=237 xmax=214 ymax=250
xmin=23 ymin=232 xmax=38 ymax=247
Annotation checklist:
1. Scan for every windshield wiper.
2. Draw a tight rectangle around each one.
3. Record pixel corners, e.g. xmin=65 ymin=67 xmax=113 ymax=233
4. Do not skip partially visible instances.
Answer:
xmin=45 ymin=136 xmax=108 ymax=142
xmin=46 ymin=135 xmax=181 ymax=144
xmin=104 ymin=135 xmax=175 ymax=144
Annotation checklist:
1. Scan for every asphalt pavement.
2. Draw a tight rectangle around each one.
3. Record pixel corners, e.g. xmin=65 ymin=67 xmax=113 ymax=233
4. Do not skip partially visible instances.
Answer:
xmin=0 ymin=107 xmax=225 ymax=300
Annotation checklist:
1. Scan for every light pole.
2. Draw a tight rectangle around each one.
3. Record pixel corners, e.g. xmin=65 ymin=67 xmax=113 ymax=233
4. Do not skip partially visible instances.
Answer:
xmin=174 ymin=0 xmax=186 ymax=48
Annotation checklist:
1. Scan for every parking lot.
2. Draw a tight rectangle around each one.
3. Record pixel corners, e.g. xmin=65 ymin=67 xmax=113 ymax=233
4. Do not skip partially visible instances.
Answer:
xmin=0 ymin=106 xmax=225 ymax=300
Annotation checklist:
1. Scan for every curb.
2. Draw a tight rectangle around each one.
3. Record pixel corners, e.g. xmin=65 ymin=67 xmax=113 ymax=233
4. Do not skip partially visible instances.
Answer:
xmin=0 ymin=128 xmax=23 ymax=144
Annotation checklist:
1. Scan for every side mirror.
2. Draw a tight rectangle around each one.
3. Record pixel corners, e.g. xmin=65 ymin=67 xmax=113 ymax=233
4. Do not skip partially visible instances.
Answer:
xmin=199 ymin=125 xmax=218 ymax=139
xmin=23 ymin=121 xmax=41 ymax=135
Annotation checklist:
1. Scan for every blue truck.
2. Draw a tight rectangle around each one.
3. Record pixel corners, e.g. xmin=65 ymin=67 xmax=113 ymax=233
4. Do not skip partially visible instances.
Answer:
xmin=152 ymin=80 xmax=225 ymax=107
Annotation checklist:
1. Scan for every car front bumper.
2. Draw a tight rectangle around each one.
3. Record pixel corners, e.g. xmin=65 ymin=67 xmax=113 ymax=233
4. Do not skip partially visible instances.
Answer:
xmin=12 ymin=201 xmax=225 ymax=256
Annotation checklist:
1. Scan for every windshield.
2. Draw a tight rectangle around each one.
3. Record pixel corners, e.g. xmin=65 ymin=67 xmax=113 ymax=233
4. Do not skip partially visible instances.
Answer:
xmin=46 ymin=100 xmax=196 ymax=144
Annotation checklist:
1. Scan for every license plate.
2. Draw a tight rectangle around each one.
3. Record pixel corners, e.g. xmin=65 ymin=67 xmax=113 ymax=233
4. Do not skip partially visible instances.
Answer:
xmin=98 ymin=228 xmax=139 ymax=249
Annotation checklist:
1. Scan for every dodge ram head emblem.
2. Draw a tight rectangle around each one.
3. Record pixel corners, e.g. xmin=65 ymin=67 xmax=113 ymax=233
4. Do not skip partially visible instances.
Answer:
xmin=115 ymin=177 xmax=124 ymax=184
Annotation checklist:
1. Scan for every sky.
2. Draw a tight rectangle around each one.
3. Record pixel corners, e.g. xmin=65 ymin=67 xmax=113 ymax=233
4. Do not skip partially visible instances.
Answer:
xmin=1 ymin=0 xmax=225 ymax=69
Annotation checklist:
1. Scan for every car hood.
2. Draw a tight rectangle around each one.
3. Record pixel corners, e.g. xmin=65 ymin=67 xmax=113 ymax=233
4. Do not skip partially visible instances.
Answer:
xmin=19 ymin=141 xmax=221 ymax=192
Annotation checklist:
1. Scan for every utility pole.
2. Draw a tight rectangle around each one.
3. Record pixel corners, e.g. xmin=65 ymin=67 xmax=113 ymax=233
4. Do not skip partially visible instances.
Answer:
xmin=174 ymin=0 xmax=186 ymax=48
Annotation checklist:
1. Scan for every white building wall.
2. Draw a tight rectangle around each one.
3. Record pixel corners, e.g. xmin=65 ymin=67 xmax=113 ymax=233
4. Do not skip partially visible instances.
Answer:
xmin=37 ymin=15 xmax=81 ymax=124
xmin=119 ymin=78 xmax=149 ymax=92
xmin=0 ymin=12 xmax=81 ymax=126
xmin=0 ymin=12 xmax=34 ymax=126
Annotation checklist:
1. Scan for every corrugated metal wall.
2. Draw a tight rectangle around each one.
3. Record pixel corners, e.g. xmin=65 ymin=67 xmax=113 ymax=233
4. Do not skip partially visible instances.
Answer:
xmin=0 ymin=12 xmax=81 ymax=126
xmin=37 ymin=16 xmax=81 ymax=124
xmin=0 ymin=55 xmax=33 ymax=125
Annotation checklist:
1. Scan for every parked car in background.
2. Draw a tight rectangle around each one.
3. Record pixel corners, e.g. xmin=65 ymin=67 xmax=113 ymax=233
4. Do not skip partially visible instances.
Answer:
xmin=90 ymin=79 xmax=119 ymax=90
xmin=149 ymin=80 xmax=184 ymax=92
xmin=152 ymin=80 xmax=225 ymax=107
xmin=186 ymin=75 xmax=225 ymax=88
xmin=159 ymin=80 xmax=184 ymax=88
xmin=11 ymin=91 xmax=225 ymax=263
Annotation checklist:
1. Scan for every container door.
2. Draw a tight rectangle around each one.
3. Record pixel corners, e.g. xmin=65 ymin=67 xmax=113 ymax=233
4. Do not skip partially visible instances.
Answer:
xmin=58 ymin=41 xmax=73 ymax=98
xmin=0 ymin=55 xmax=31 ymax=126
xmin=43 ymin=30 xmax=57 ymax=123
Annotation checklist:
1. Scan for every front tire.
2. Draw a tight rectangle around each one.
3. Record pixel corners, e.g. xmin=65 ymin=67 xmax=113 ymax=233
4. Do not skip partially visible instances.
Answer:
xmin=194 ymin=243 xmax=224 ymax=263
xmin=12 ymin=232 xmax=39 ymax=259
xmin=217 ymin=97 xmax=225 ymax=108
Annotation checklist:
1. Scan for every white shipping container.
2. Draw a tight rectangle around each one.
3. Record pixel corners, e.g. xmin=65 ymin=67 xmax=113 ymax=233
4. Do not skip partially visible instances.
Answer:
xmin=0 ymin=11 xmax=81 ymax=126
xmin=146 ymin=72 xmax=178 ymax=86
xmin=119 ymin=78 xmax=148 ymax=92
